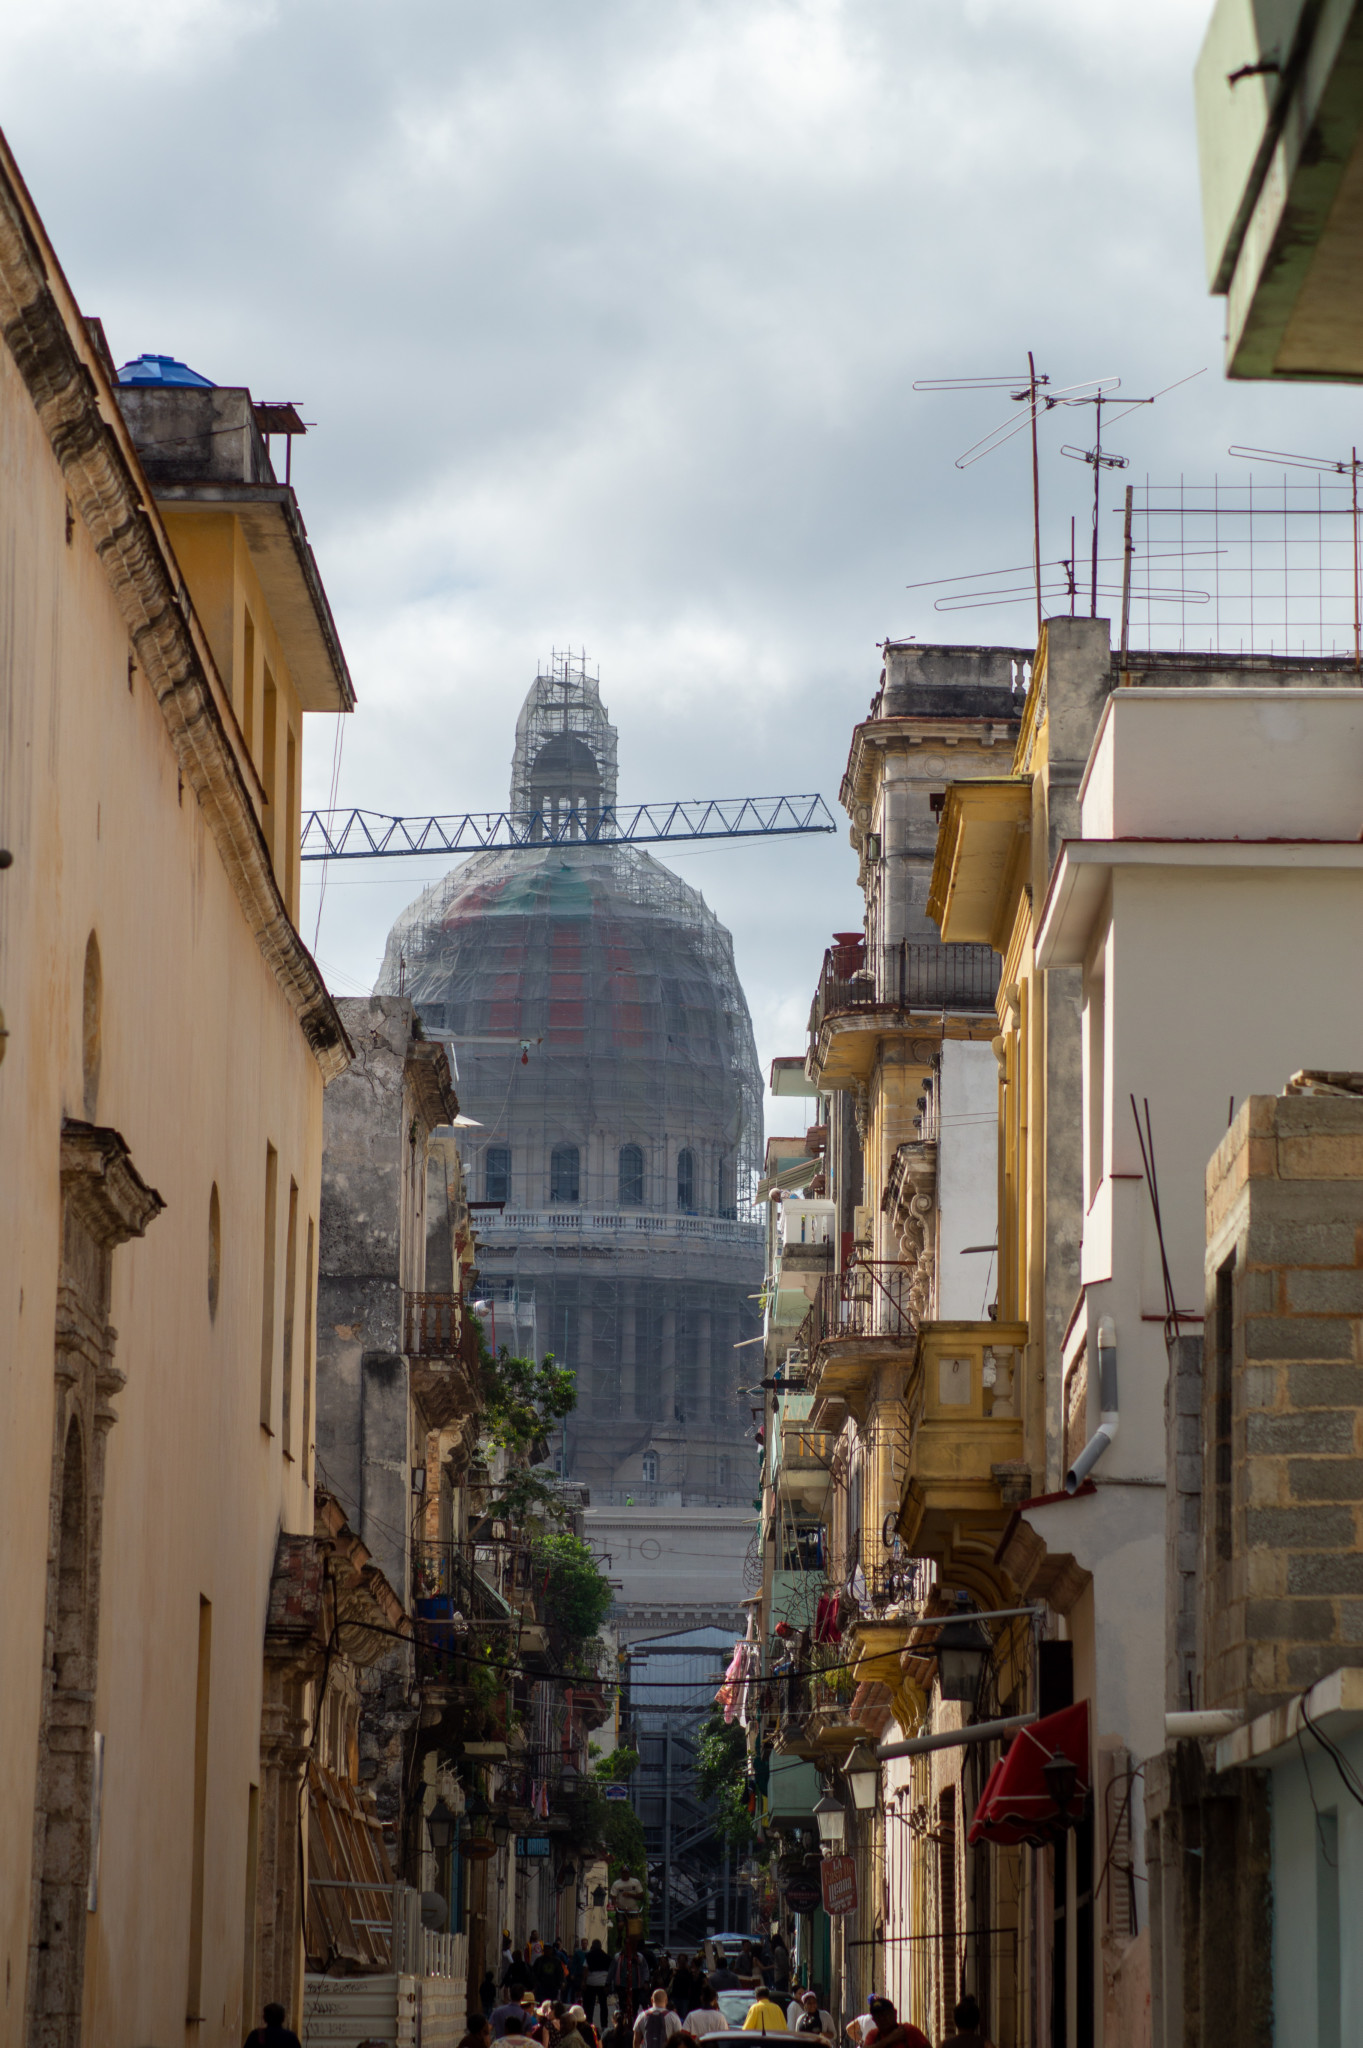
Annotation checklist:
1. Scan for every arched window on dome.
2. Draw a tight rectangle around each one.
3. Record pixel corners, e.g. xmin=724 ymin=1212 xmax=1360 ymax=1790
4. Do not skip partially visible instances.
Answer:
xmin=550 ymin=1144 xmax=580 ymax=1205
xmin=641 ymin=1451 xmax=659 ymax=1483
xmin=619 ymin=1144 xmax=644 ymax=1207
xmin=717 ymin=1155 xmax=734 ymax=1220
xmin=676 ymin=1148 xmax=696 ymax=1214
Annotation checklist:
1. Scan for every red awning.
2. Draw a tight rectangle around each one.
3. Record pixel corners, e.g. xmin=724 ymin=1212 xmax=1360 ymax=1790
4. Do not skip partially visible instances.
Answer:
xmin=968 ymin=1701 xmax=1090 ymax=1846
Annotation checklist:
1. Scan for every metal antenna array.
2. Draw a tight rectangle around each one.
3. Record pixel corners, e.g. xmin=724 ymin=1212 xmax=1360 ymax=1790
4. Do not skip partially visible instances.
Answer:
xmin=1229 ymin=443 xmax=1363 ymax=667
xmin=914 ymin=360 xmax=1116 ymax=635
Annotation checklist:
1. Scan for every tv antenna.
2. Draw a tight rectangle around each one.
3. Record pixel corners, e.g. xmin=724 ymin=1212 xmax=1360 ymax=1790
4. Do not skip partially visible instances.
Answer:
xmin=1229 ymin=443 xmax=1363 ymax=668
xmin=1061 ymin=372 xmax=1206 ymax=618
xmin=915 ymin=361 xmax=1117 ymax=636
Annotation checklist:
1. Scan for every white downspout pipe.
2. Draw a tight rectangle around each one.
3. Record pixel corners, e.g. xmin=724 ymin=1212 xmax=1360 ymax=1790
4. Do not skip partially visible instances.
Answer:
xmin=1065 ymin=1314 xmax=1117 ymax=1493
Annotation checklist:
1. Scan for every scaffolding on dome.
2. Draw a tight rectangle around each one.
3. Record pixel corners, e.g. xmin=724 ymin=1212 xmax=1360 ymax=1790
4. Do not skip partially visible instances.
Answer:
xmin=375 ymin=656 xmax=765 ymax=1502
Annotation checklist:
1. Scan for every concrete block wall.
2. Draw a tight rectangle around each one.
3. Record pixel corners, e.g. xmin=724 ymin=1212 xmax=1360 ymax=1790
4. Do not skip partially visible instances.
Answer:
xmin=1202 ymin=1087 xmax=1363 ymax=1714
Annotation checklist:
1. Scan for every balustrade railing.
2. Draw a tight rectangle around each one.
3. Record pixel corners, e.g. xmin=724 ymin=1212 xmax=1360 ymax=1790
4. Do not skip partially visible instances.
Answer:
xmin=404 ymin=1292 xmax=482 ymax=1367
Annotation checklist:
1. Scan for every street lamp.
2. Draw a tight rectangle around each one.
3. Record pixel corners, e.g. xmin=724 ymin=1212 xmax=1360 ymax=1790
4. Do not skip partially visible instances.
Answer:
xmin=812 ymin=1792 xmax=846 ymax=1849
xmin=934 ymin=1608 xmax=992 ymax=1706
xmin=843 ymin=1742 xmax=879 ymax=1813
xmin=427 ymin=1797 xmax=458 ymax=1853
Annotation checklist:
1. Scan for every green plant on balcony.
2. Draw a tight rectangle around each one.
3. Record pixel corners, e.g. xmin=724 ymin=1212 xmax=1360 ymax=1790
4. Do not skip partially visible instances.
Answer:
xmin=531 ymin=1530 xmax=614 ymax=1646
xmin=697 ymin=1708 xmax=757 ymax=1846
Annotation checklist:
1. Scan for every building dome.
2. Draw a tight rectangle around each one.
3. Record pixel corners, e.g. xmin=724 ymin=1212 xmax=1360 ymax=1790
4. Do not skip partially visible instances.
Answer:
xmin=375 ymin=655 xmax=763 ymax=1498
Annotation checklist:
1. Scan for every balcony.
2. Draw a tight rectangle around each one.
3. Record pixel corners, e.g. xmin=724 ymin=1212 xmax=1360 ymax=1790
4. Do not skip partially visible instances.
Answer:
xmin=799 ymin=1260 xmax=915 ymax=1416
xmin=809 ymin=940 xmax=1000 ymax=1086
xmin=895 ymin=1320 xmax=1030 ymax=1565
xmin=404 ymin=1293 xmax=482 ymax=1429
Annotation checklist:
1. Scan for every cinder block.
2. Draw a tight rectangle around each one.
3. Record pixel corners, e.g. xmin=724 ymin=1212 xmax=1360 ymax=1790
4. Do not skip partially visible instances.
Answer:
xmin=1274 ymin=1096 xmax=1363 ymax=1136
xmin=1285 ymin=1270 xmax=1363 ymax=1315
xmin=1246 ymin=1547 xmax=1285 ymax=1595
xmin=1241 ymin=1269 xmax=1280 ymax=1316
xmin=1246 ymin=1222 xmax=1361 ymax=1266
xmin=1245 ymin=1597 xmax=1335 ymax=1640
xmin=1244 ymin=1505 xmax=1354 ymax=1550
xmin=1176 ymin=1454 xmax=1203 ymax=1495
xmin=1246 ymin=1411 xmax=1355 ymax=1456
xmin=1279 ymin=1135 xmax=1363 ymax=1179
xmin=1287 ymin=1643 xmax=1363 ymax=1689
xmin=1286 ymin=1364 xmax=1363 ymax=1406
xmin=1287 ymin=1553 xmax=1363 ymax=1596
xmin=1244 ymin=1317 xmax=1355 ymax=1361
xmin=1288 ymin=1459 xmax=1363 ymax=1502
xmin=1245 ymin=1461 xmax=1285 ymax=1506
xmin=1239 ymin=1364 xmax=1282 ymax=1409
xmin=1339 ymin=1601 xmax=1363 ymax=1643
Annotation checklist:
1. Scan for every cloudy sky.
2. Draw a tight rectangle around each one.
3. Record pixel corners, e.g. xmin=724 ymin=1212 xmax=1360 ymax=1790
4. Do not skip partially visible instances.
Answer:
xmin=5 ymin=2 xmax=1354 ymax=1136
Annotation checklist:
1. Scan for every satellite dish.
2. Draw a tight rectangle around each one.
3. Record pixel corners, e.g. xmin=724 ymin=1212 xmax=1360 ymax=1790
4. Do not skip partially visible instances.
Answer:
xmin=420 ymin=1891 xmax=448 ymax=1931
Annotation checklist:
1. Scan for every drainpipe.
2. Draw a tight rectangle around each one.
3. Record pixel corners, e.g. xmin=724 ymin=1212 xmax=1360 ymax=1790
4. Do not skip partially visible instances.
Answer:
xmin=1065 ymin=1314 xmax=1117 ymax=1494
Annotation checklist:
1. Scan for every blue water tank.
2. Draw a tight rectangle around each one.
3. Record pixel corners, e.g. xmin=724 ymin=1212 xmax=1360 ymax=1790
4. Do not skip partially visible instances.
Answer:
xmin=116 ymin=354 xmax=214 ymax=388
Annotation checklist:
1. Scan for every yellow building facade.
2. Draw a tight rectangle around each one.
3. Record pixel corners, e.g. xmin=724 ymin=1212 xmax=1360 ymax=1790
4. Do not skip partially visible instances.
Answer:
xmin=0 ymin=135 xmax=352 ymax=2048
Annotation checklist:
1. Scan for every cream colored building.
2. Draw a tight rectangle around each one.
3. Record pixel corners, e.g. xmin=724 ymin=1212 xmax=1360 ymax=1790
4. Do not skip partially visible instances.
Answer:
xmin=0 ymin=136 xmax=354 ymax=2048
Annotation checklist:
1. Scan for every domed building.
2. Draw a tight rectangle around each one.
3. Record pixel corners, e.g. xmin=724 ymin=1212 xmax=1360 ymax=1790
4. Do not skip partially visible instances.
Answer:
xmin=376 ymin=655 xmax=764 ymax=1511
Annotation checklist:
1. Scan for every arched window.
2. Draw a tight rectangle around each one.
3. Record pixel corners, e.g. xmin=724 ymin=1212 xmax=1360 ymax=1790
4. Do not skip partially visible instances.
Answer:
xmin=619 ymin=1144 xmax=644 ymax=1207
xmin=717 ymin=1155 xmax=733 ymax=1219
xmin=676 ymin=1148 xmax=696 ymax=1214
xmin=485 ymin=1146 xmax=511 ymax=1204
xmin=641 ymin=1451 xmax=659 ymax=1483
xmin=717 ymin=1455 xmax=730 ymax=1489
xmin=550 ymin=1144 xmax=580 ymax=1204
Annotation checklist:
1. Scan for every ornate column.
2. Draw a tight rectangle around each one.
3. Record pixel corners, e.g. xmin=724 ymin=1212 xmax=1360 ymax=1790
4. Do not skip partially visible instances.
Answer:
xmin=26 ymin=1122 xmax=163 ymax=2048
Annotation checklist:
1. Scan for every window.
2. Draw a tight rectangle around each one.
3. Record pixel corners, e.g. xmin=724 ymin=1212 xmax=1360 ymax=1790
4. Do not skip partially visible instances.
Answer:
xmin=485 ymin=1146 xmax=511 ymax=1204
xmin=550 ymin=1144 xmax=580 ymax=1204
xmin=717 ymin=1155 xmax=733 ymax=1219
xmin=641 ymin=1451 xmax=658 ymax=1482
xmin=676 ymin=1148 xmax=696 ymax=1213
xmin=619 ymin=1143 xmax=645 ymax=1207
xmin=717 ymin=1455 xmax=730 ymax=1488
xmin=640 ymin=1736 xmax=666 ymax=1772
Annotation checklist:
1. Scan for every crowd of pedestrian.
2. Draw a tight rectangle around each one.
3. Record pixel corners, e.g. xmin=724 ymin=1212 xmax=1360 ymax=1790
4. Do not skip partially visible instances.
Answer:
xmin=455 ymin=1934 xmax=991 ymax=2048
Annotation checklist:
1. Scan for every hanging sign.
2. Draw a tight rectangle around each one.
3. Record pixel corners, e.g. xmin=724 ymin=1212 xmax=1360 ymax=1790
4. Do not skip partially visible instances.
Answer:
xmin=819 ymin=1855 xmax=858 ymax=1917
xmin=517 ymin=1837 xmax=552 ymax=1858
xmin=603 ymin=1785 xmax=629 ymax=1802
xmin=784 ymin=1876 xmax=822 ymax=1915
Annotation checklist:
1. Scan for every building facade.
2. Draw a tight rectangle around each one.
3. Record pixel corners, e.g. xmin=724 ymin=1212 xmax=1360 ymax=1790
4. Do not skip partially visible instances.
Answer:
xmin=0 ymin=136 xmax=353 ymax=2048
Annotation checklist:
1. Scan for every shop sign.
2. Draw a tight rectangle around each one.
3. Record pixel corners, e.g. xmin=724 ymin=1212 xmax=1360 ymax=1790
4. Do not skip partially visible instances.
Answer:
xmin=517 ymin=1837 xmax=552 ymax=1858
xmin=784 ymin=1876 xmax=822 ymax=1915
xmin=819 ymin=1855 xmax=857 ymax=1917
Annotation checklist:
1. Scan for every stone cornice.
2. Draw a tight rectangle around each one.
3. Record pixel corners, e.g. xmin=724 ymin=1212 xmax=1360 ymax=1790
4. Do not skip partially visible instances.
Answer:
xmin=60 ymin=1118 xmax=165 ymax=1247
xmin=0 ymin=142 xmax=350 ymax=1081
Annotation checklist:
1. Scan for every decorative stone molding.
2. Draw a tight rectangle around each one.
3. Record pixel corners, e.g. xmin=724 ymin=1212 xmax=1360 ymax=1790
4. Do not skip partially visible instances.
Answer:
xmin=886 ymin=1138 xmax=938 ymax=1321
xmin=26 ymin=1124 xmax=161 ymax=2048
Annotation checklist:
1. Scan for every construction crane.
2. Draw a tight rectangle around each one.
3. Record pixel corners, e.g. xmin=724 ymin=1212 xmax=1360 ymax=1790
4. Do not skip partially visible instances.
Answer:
xmin=300 ymin=791 xmax=837 ymax=860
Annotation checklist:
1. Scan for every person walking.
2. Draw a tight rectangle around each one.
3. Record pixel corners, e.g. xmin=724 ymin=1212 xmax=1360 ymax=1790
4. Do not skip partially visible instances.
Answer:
xmin=492 ymin=1990 xmax=529 ymax=2038
xmin=633 ymin=1990 xmax=682 ymax=2048
xmin=786 ymin=1993 xmax=833 ymax=2037
xmin=460 ymin=2015 xmax=493 ymax=2048
xmin=583 ymin=1940 xmax=611 ymax=2027
xmin=686 ymin=1991 xmax=727 ymax=2039
xmin=243 ymin=2004 xmax=302 ymax=2048
xmin=741 ymin=1990 xmax=789 ymax=2034
xmin=943 ymin=1994 xmax=991 ymax=2046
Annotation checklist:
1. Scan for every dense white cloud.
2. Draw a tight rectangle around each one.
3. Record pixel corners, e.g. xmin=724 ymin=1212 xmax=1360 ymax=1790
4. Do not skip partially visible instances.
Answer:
xmin=3 ymin=1 xmax=1353 ymax=1133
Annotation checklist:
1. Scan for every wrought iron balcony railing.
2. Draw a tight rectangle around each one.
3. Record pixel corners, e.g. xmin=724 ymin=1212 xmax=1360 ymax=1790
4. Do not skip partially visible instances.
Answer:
xmin=797 ymin=1260 xmax=915 ymax=1356
xmin=811 ymin=940 xmax=1000 ymax=1037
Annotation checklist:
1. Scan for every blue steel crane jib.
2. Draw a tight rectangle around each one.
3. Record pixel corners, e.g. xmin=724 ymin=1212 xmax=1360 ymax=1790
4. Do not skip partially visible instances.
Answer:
xmin=299 ymin=793 xmax=838 ymax=860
